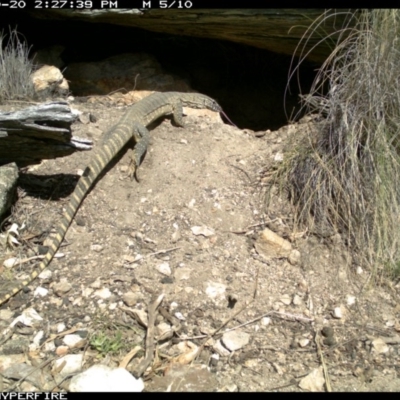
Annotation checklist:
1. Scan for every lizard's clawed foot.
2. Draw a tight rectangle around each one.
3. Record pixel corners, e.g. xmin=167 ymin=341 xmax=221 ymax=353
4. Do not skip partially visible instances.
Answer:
xmin=128 ymin=158 xmax=140 ymax=182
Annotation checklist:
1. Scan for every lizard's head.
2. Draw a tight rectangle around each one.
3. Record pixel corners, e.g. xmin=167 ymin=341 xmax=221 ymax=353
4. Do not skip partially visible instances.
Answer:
xmin=182 ymin=93 xmax=222 ymax=113
xmin=203 ymin=96 xmax=223 ymax=113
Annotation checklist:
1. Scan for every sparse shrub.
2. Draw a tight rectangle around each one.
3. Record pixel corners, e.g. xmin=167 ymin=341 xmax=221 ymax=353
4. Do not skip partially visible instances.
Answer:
xmin=90 ymin=331 xmax=124 ymax=357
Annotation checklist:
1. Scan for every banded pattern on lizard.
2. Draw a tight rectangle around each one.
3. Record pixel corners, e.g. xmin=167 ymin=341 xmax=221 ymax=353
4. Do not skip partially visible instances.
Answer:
xmin=0 ymin=92 xmax=222 ymax=306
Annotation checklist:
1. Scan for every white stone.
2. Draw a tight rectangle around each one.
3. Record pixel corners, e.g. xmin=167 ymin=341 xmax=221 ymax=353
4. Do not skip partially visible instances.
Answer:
xmin=299 ymin=338 xmax=310 ymax=348
xmin=191 ymin=226 xmax=215 ymax=237
xmin=11 ymin=308 xmax=43 ymax=327
xmin=333 ymin=307 xmax=343 ymax=319
xmin=371 ymin=338 xmax=389 ymax=354
xmin=221 ymin=331 xmax=250 ymax=351
xmin=261 ymin=317 xmax=271 ymax=326
xmin=43 ymin=341 xmax=56 ymax=352
xmin=38 ymin=269 xmax=52 ymax=280
xmin=292 ymin=294 xmax=302 ymax=305
xmin=29 ymin=331 xmax=45 ymax=351
xmin=63 ymin=334 xmax=85 ymax=349
xmin=90 ymin=244 xmax=103 ymax=252
xmin=3 ymin=257 xmax=18 ymax=268
xmin=53 ymin=354 xmax=83 ymax=377
xmin=94 ymin=288 xmax=112 ymax=299
xmin=175 ymin=312 xmax=185 ymax=321
xmin=188 ymin=199 xmax=196 ymax=208
xmin=288 ymin=250 xmax=301 ymax=265
xmin=69 ymin=364 xmax=144 ymax=392
xmin=34 ymin=287 xmax=48 ymax=298
xmin=280 ymin=294 xmax=292 ymax=305
xmin=299 ymin=366 xmax=325 ymax=392
xmin=57 ymin=323 xmax=66 ymax=333
xmin=157 ymin=262 xmax=171 ymax=276
xmin=213 ymin=340 xmax=231 ymax=357
xmin=346 ymin=295 xmax=356 ymax=306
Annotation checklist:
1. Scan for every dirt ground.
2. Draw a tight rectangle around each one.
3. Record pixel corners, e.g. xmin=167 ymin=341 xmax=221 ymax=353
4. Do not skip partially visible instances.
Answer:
xmin=1 ymin=93 xmax=400 ymax=392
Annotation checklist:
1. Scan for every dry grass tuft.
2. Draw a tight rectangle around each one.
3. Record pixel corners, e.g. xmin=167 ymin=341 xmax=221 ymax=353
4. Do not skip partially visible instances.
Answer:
xmin=277 ymin=10 xmax=400 ymax=280
xmin=0 ymin=27 xmax=36 ymax=103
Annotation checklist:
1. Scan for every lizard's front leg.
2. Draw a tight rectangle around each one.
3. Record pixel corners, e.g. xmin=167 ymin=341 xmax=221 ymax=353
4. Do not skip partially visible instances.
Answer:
xmin=128 ymin=122 xmax=150 ymax=181
xmin=172 ymin=101 xmax=184 ymax=127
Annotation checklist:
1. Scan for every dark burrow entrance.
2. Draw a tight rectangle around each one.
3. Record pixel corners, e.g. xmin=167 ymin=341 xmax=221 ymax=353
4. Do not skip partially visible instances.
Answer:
xmin=1 ymin=11 xmax=320 ymax=131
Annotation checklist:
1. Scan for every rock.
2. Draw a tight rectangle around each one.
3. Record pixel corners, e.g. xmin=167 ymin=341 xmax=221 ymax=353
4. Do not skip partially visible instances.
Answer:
xmin=191 ymin=226 xmax=215 ymax=237
xmin=56 ymin=323 xmax=67 ymax=332
xmin=123 ymin=292 xmax=139 ymax=307
xmin=2 ymin=363 xmax=48 ymax=387
xmin=0 ymin=163 xmax=18 ymax=221
xmin=346 ymin=295 xmax=356 ymax=306
xmin=38 ymin=269 xmax=52 ymax=280
xmin=213 ymin=340 xmax=231 ymax=357
xmin=0 ymin=309 xmax=13 ymax=321
xmin=298 ymin=338 xmax=310 ymax=348
xmin=221 ymin=331 xmax=250 ymax=351
xmin=53 ymin=280 xmax=72 ymax=296
xmin=94 ymin=288 xmax=112 ymax=299
xmin=288 ymin=249 xmax=301 ymax=265
xmin=254 ymin=228 xmax=292 ymax=259
xmin=30 ymin=331 xmax=45 ymax=351
xmin=31 ymin=65 xmax=69 ymax=99
xmin=156 ymin=322 xmax=173 ymax=341
xmin=332 ymin=307 xmax=343 ymax=319
xmin=279 ymin=294 xmax=292 ymax=305
xmin=157 ymin=262 xmax=171 ymax=276
xmin=171 ymin=230 xmax=181 ymax=243
xmin=2 ymin=339 xmax=29 ymax=355
xmin=69 ymin=364 xmax=144 ymax=392
xmin=90 ymin=244 xmax=104 ymax=252
xmin=11 ymin=308 xmax=43 ymax=328
xmin=53 ymin=354 xmax=84 ymax=377
xmin=0 ymin=354 xmax=26 ymax=371
xmin=63 ymin=334 xmax=86 ymax=349
xmin=371 ymin=338 xmax=389 ymax=354
xmin=31 ymin=9 xmax=350 ymax=63
xmin=292 ymin=294 xmax=302 ymax=306
xmin=261 ymin=317 xmax=271 ymax=326
xmin=3 ymin=257 xmax=19 ymax=269
xmin=274 ymin=152 xmax=283 ymax=162
xmin=298 ymin=366 xmax=325 ymax=392
xmin=34 ymin=287 xmax=49 ymax=298
xmin=56 ymin=346 xmax=69 ymax=356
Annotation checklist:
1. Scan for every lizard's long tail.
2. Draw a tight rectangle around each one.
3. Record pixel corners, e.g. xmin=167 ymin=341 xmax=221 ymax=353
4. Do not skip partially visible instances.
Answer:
xmin=0 ymin=130 xmax=130 ymax=306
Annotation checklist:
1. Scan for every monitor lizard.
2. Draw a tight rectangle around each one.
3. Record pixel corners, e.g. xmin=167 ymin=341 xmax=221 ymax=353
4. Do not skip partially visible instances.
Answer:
xmin=0 ymin=91 xmax=222 ymax=306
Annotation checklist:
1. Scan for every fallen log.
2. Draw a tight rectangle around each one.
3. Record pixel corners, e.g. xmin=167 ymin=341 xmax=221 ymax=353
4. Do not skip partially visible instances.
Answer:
xmin=0 ymin=101 xmax=92 ymax=166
